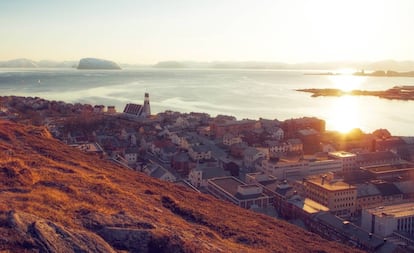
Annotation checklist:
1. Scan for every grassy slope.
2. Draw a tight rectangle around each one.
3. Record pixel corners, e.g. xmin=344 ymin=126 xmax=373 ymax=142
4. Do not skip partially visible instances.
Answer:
xmin=0 ymin=120 xmax=361 ymax=253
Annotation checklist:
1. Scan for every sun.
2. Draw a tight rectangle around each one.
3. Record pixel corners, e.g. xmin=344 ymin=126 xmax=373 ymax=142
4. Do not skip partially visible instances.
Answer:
xmin=328 ymin=96 xmax=361 ymax=133
xmin=328 ymin=73 xmax=366 ymax=92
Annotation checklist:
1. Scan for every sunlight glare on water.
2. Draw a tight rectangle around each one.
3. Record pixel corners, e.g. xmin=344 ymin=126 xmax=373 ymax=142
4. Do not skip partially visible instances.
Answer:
xmin=327 ymin=95 xmax=361 ymax=133
xmin=328 ymin=70 xmax=366 ymax=91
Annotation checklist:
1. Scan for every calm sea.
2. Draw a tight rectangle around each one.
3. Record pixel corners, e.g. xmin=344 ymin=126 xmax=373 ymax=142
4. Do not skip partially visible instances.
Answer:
xmin=0 ymin=68 xmax=413 ymax=136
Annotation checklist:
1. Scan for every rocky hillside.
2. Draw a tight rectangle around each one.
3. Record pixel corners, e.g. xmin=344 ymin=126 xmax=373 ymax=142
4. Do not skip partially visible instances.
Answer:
xmin=0 ymin=120 xmax=361 ymax=253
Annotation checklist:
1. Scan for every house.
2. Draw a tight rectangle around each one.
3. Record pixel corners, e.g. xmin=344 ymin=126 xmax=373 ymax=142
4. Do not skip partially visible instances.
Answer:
xmin=243 ymin=147 xmax=266 ymax=169
xmin=222 ymin=133 xmax=242 ymax=146
xmin=150 ymin=140 xmax=174 ymax=155
xmin=174 ymin=116 xmax=190 ymax=128
xmin=171 ymin=152 xmax=193 ymax=176
xmin=297 ymin=128 xmax=321 ymax=154
xmin=107 ymin=106 xmax=116 ymax=114
xmin=267 ymin=127 xmax=284 ymax=140
xmin=210 ymin=119 xmax=257 ymax=138
xmin=281 ymin=117 xmax=325 ymax=139
xmin=160 ymin=145 xmax=178 ymax=163
xmin=144 ymin=164 xmax=176 ymax=182
xmin=188 ymin=161 xmax=230 ymax=188
xmin=287 ymin=138 xmax=303 ymax=152
xmin=124 ymin=147 xmax=139 ymax=165
xmin=93 ymin=105 xmax=105 ymax=113
xmin=230 ymin=142 xmax=248 ymax=158
xmin=188 ymin=145 xmax=211 ymax=161
xmin=169 ymin=132 xmax=185 ymax=146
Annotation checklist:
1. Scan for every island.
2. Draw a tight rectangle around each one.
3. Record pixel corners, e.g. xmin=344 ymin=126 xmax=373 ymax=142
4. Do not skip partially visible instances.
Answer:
xmin=354 ymin=70 xmax=414 ymax=77
xmin=0 ymin=58 xmax=38 ymax=68
xmin=77 ymin=57 xmax=121 ymax=70
xmin=296 ymin=86 xmax=414 ymax=101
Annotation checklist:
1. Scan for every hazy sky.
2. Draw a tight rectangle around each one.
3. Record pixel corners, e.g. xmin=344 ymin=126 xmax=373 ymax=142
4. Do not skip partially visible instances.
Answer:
xmin=1 ymin=0 xmax=413 ymax=64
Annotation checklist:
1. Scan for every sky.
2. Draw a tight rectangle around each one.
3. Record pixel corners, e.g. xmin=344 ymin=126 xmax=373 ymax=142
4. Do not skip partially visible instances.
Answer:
xmin=1 ymin=0 xmax=413 ymax=64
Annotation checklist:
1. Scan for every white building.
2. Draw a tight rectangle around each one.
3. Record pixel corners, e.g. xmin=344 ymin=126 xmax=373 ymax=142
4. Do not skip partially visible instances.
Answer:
xmin=188 ymin=161 xmax=230 ymax=188
xmin=257 ymin=157 xmax=342 ymax=179
xmin=328 ymin=151 xmax=357 ymax=173
xmin=361 ymin=202 xmax=414 ymax=237
xmin=124 ymin=147 xmax=139 ymax=165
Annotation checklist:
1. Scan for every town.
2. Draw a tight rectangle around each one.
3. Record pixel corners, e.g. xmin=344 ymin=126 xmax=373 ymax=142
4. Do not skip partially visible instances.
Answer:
xmin=1 ymin=94 xmax=414 ymax=252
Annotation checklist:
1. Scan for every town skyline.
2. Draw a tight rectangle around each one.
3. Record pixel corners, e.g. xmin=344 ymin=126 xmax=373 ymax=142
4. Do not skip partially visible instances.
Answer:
xmin=1 ymin=0 xmax=414 ymax=64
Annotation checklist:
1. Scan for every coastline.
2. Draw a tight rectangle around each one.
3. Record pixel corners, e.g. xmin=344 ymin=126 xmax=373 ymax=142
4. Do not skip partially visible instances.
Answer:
xmin=296 ymin=86 xmax=414 ymax=101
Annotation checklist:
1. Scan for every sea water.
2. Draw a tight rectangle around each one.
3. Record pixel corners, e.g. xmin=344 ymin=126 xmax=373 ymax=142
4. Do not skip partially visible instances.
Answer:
xmin=0 ymin=67 xmax=413 ymax=136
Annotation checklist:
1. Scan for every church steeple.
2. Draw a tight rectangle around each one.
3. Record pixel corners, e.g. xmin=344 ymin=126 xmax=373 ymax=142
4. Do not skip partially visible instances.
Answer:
xmin=142 ymin=92 xmax=151 ymax=117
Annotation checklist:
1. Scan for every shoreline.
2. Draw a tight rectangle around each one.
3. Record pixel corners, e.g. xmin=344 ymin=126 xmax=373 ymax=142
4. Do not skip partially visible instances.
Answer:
xmin=296 ymin=86 xmax=414 ymax=101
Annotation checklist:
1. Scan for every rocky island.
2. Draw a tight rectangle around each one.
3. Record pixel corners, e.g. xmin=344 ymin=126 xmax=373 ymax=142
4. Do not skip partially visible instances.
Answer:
xmin=77 ymin=58 xmax=121 ymax=70
xmin=297 ymin=86 xmax=414 ymax=100
xmin=354 ymin=70 xmax=414 ymax=77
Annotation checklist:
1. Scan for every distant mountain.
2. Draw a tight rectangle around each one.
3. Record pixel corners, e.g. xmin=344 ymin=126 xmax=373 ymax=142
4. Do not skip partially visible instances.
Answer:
xmin=77 ymin=58 xmax=121 ymax=70
xmin=153 ymin=60 xmax=414 ymax=71
xmin=0 ymin=58 xmax=38 ymax=68
xmin=37 ymin=60 xmax=78 ymax=68
xmin=0 ymin=120 xmax=358 ymax=253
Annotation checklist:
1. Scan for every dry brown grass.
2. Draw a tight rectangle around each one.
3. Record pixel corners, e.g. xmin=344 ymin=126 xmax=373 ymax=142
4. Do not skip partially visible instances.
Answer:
xmin=0 ymin=120 xmax=363 ymax=253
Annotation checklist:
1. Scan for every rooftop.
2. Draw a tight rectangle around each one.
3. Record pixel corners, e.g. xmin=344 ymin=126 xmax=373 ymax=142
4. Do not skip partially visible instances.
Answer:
xmin=288 ymin=197 xmax=329 ymax=214
xmin=329 ymin=151 xmax=356 ymax=158
xmin=306 ymin=176 xmax=356 ymax=191
xmin=356 ymin=183 xmax=381 ymax=198
xmin=208 ymin=177 xmax=268 ymax=200
xmin=361 ymin=164 xmax=413 ymax=174
xmin=314 ymin=212 xmax=384 ymax=249
xmin=366 ymin=202 xmax=414 ymax=218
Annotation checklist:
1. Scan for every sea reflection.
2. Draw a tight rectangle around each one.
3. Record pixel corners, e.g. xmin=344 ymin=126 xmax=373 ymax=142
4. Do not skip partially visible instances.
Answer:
xmin=328 ymin=73 xmax=366 ymax=91
xmin=327 ymin=95 xmax=361 ymax=133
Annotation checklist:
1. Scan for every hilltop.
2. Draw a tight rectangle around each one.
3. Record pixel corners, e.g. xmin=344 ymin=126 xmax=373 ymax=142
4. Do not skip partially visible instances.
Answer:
xmin=77 ymin=58 xmax=121 ymax=70
xmin=0 ymin=120 xmax=361 ymax=252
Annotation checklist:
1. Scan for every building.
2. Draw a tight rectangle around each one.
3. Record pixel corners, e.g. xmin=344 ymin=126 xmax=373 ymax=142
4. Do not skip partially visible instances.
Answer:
xmin=361 ymin=202 xmax=414 ymax=237
xmin=107 ymin=106 xmax=116 ymax=114
xmin=210 ymin=119 xmax=257 ymax=138
xmin=222 ymin=133 xmax=242 ymax=146
xmin=360 ymin=163 xmax=414 ymax=181
xmin=171 ymin=152 xmax=192 ymax=176
xmin=297 ymin=128 xmax=321 ymax=154
xmin=281 ymin=117 xmax=325 ymax=139
xmin=355 ymin=183 xmax=382 ymax=214
xmin=356 ymin=151 xmax=401 ymax=168
xmin=123 ymin=93 xmax=151 ymax=118
xmin=309 ymin=212 xmax=385 ymax=252
xmin=188 ymin=161 xmax=230 ymax=188
xmin=124 ymin=147 xmax=139 ymax=165
xmin=243 ymin=147 xmax=266 ymax=169
xmin=93 ymin=105 xmax=105 ymax=113
xmin=328 ymin=151 xmax=357 ymax=173
xmin=188 ymin=145 xmax=212 ymax=161
xmin=258 ymin=156 xmax=342 ymax=180
xmin=144 ymin=164 xmax=176 ymax=182
xmin=305 ymin=173 xmax=357 ymax=217
xmin=207 ymin=176 xmax=272 ymax=209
